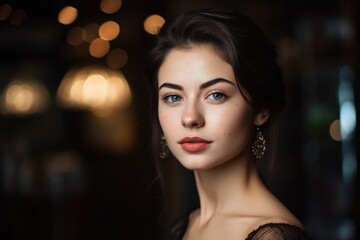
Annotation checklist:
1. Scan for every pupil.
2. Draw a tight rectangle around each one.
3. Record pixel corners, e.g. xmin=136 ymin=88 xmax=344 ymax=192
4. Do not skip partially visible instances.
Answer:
xmin=214 ymin=93 xmax=221 ymax=99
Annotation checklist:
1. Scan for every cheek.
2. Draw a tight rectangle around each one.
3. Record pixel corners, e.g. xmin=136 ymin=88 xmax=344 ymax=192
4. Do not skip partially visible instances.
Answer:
xmin=158 ymin=109 xmax=166 ymax=130
xmin=158 ymin=108 xmax=177 ymax=133
xmin=210 ymin=107 xmax=253 ymax=137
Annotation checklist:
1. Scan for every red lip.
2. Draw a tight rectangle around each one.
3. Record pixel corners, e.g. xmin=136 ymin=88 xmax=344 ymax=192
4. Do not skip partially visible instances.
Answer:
xmin=178 ymin=137 xmax=212 ymax=153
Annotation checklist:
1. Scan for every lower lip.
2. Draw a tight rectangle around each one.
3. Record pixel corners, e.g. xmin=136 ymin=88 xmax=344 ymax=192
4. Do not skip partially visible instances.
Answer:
xmin=180 ymin=143 xmax=210 ymax=153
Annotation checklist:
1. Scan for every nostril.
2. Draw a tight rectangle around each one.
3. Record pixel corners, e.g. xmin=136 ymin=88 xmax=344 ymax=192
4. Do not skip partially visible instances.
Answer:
xmin=181 ymin=117 xmax=205 ymax=129
xmin=190 ymin=122 xmax=199 ymax=128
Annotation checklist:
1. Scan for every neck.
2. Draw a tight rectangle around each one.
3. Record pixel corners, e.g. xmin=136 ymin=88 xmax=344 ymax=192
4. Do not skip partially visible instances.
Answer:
xmin=194 ymin=154 xmax=265 ymax=225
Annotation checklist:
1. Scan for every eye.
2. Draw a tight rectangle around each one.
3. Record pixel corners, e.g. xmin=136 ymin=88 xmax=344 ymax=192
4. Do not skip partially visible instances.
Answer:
xmin=206 ymin=91 xmax=227 ymax=101
xmin=162 ymin=94 xmax=182 ymax=103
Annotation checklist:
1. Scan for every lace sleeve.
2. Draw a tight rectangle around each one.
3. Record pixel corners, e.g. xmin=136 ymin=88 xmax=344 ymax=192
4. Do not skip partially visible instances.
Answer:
xmin=246 ymin=223 xmax=313 ymax=240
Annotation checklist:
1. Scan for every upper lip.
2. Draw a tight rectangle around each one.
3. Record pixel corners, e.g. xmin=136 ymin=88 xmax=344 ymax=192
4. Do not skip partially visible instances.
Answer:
xmin=178 ymin=137 xmax=212 ymax=144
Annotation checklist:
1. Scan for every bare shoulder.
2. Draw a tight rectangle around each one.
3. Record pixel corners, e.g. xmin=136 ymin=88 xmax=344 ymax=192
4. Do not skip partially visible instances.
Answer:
xmin=224 ymin=214 xmax=310 ymax=240
xmin=248 ymin=215 xmax=304 ymax=231
xmin=227 ymin=200 xmax=305 ymax=239
xmin=242 ymin=205 xmax=308 ymax=239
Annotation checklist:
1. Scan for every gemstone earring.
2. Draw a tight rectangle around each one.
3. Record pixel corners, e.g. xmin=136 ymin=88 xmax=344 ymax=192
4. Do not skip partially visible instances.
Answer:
xmin=251 ymin=127 xmax=266 ymax=159
xmin=160 ymin=135 xmax=170 ymax=159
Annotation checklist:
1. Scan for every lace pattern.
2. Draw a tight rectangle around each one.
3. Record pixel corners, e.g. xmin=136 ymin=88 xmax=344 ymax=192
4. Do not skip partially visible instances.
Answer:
xmin=165 ymin=214 xmax=313 ymax=240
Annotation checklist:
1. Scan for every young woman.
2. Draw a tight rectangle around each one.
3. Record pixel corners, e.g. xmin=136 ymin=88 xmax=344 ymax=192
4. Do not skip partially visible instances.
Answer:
xmin=147 ymin=8 xmax=312 ymax=240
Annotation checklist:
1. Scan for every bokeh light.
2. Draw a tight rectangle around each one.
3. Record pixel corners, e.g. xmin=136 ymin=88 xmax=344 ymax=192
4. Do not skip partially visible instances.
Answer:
xmin=99 ymin=20 xmax=120 ymax=41
xmin=58 ymin=6 xmax=78 ymax=25
xmin=0 ymin=4 xmax=13 ymax=21
xmin=0 ymin=80 xmax=49 ymax=115
xmin=10 ymin=9 xmax=26 ymax=26
xmin=67 ymin=26 xmax=86 ymax=46
xmin=82 ymin=74 xmax=109 ymax=107
xmin=330 ymin=119 xmax=342 ymax=141
xmin=57 ymin=65 xmax=132 ymax=115
xmin=100 ymin=0 xmax=122 ymax=14
xmin=89 ymin=38 xmax=110 ymax=58
xmin=144 ymin=14 xmax=165 ymax=35
xmin=340 ymin=101 xmax=357 ymax=140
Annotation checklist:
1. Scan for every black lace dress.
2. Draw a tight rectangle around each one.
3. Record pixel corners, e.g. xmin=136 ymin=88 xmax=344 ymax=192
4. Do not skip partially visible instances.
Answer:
xmin=165 ymin=214 xmax=313 ymax=240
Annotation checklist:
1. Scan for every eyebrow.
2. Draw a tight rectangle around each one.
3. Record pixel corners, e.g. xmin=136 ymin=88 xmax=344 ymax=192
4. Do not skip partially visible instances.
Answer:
xmin=158 ymin=82 xmax=183 ymax=91
xmin=200 ymin=78 xmax=235 ymax=89
xmin=158 ymin=78 xmax=235 ymax=91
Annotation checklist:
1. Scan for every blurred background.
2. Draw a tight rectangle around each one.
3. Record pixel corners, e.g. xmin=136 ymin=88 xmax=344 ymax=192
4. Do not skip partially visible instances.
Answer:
xmin=0 ymin=0 xmax=358 ymax=239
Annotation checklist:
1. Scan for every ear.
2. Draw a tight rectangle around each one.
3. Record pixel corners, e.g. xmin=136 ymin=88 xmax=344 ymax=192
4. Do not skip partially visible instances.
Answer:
xmin=253 ymin=109 xmax=270 ymax=126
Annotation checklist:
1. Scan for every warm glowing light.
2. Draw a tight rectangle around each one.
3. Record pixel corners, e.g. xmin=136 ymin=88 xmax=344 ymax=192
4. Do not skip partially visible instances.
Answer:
xmin=82 ymin=74 xmax=109 ymax=107
xmin=144 ymin=14 xmax=165 ymax=35
xmin=89 ymin=38 xmax=110 ymax=58
xmin=330 ymin=119 xmax=342 ymax=141
xmin=99 ymin=21 xmax=120 ymax=41
xmin=84 ymin=23 xmax=99 ymax=42
xmin=106 ymin=48 xmax=128 ymax=69
xmin=58 ymin=6 xmax=78 ymax=25
xmin=6 ymin=85 xmax=34 ymax=112
xmin=57 ymin=65 xmax=132 ymax=114
xmin=1 ymin=81 xmax=49 ymax=115
xmin=10 ymin=9 xmax=26 ymax=26
xmin=67 ymin=26 xmax=86 ymax=46
xmin=0 ymin=4 xmax=12 ymax=21
xmin=100 ymin=0 xmax=122 ymax=14
xmin=69 ymin=77 xmax=84 ymax=104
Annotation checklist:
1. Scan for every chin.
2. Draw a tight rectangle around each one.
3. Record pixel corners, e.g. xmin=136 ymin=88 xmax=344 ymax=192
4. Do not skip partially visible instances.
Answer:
xmin=176 ymin=157 xmax=222 ymax=171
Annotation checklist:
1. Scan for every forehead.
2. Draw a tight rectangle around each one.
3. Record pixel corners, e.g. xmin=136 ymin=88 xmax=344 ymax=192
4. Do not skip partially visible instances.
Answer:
xmin=158 ymin=44 xmax=234 ymax=84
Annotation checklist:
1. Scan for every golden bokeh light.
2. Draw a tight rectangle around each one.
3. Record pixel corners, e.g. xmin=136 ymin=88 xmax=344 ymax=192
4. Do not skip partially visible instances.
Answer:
xmin=57 ymin=65 xmax=132 ymax=114
xmin=330 ymin=119 xmax=342 ymax=141
xmin=1 ymin=81 xmax=49 ymax=115
xmin=144 ymin=14 xmax=165 ymax=35
xmin=6 ymin=84 xmax=34 ymax=112
xmin=99 ymin=20 xmax=120 ymax=41
xmin=58 ymin=6 xmax=78 ymax=25
xmin=106 ymin=48 xmax=128 ymax=69
xmin=100 ymin=0 xmax=122 ymax=14
xmin=67 ymin=26 xmax=86 ymax=46
xmin=10 ymin=9 xmax=26 ymax=26
xmin=89 ymin=38 xmax=110 ymax=58
xmin=82 ymin=74 xmax=109 ymax=107
xmin=0 ymin=4 xmax=12 ymax=21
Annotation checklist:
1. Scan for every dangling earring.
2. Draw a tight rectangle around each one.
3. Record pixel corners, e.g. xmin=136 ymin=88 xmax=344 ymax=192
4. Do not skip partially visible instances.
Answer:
xmin=160 ymin=135 xmax=170 ymax=159
xmin=251 ymin=127 xmax=266 ymax=159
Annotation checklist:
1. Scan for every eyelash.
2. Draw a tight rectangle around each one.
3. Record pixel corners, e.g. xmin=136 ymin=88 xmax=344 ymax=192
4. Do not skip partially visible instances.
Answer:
xmin=160 ymin=90 xmax=228 ymax=104
xmin=161 ymin=93 xmax=182 ymax=103
xmin=206 ymin=90 xmax=228 ymax=102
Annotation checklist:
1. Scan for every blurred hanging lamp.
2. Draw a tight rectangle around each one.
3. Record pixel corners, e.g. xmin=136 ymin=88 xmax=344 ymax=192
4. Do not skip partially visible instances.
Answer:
xmin=56 ymin=64 xmax=132 ymax=116
xmin=0 ymin=79 xmax=49 ymax=116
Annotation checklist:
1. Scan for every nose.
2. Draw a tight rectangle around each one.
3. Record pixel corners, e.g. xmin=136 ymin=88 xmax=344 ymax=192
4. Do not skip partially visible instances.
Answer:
xmin=181 ymin=102 xmax=205 ymax=129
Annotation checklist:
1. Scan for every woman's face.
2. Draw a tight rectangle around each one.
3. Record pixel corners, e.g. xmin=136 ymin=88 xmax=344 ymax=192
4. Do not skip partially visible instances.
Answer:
xmin=158 ymin=44 xmax=265 ymax=170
